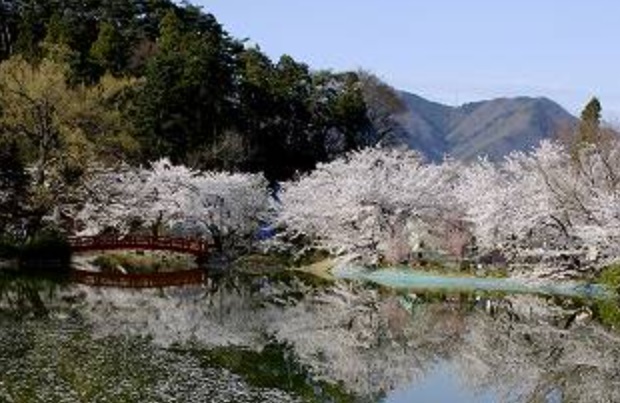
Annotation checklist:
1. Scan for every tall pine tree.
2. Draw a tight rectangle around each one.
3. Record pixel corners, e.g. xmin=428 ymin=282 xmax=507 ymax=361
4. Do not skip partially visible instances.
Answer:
xmin=579 ymin=97 xmax=602 ymax=145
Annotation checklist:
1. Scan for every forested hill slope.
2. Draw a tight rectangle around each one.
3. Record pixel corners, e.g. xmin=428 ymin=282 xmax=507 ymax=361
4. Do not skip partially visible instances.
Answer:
xmin=391 ymin=91 xmax=578 ymax=161
xmin=0 ymin=0 xmax=389 ymax=180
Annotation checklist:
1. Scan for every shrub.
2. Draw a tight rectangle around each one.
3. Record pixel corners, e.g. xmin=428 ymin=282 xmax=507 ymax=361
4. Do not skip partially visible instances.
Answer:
xmin=15 ymin=228 xmax=72 ymax=274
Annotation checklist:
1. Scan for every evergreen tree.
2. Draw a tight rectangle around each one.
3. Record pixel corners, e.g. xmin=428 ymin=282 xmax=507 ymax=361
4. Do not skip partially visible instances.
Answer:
xmin=14 ymin=6 xmax=41 ymax=62
xmin=236 ymin=47 xmax=275 ymax=168
xmin=43 ymin=12 xmax=70 ymax=46
xmin=579 ymin=96 xmax=602 ymax=145
xmin=41 ymin=12 xmax=79 ymax=66
xmin=328 ymin=72 xmax=374 ymax=151
xmin=136 ymin=7 xmax=242 ymax=166
xmin=0 ymin=1 xmax=19 ymax=61
xmin=158 ymin=10 xmax=183 ymax=53
xmin=357 ymin=70 xmax=405 ymax=143
xmin=90 ymin=20 xmax=128 ymax=76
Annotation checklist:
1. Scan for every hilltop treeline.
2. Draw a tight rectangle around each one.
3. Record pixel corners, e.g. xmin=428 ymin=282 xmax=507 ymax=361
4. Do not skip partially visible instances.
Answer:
xmin=0 ymin=0 xmax=401 ymax=180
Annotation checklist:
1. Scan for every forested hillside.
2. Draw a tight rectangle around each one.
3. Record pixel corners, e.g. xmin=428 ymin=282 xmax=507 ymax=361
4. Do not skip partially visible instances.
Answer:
xmin=0 ymin=0 xmax=401 ymax=181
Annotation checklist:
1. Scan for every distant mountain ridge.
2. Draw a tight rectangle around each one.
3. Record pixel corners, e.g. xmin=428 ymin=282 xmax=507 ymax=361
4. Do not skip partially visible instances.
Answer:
xmin=389 ymin=91 xmax=577 ymax=161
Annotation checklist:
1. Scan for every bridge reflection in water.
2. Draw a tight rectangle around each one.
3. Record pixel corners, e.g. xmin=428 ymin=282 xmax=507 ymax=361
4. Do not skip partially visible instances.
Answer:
xmin=68 ymin=235 xmax=213 ymax=288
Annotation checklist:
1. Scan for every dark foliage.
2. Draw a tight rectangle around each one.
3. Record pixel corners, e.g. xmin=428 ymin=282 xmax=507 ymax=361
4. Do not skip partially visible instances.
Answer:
xmin=0 ymin=226 xmax=72 ymax=274
xmin=1 ymin=0 xmax=384 ymax=180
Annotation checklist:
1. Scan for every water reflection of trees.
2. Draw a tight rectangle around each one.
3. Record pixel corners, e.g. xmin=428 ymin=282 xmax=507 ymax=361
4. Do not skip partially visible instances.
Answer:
xmin=5 ymin=273 xmax=619 ymax=402
xmin=0 ymin=272 xmax=65 ymax=316
xmin=72 ymin=277 xmax=467 ymax=398
xmin=75 ymin=278 xmax=620 ymax=401
xmin=456 ymin=295 xmax=620 ymax=403
xmin=266 ymin=285 xmax=620 ymax=401
xmin=265 ymin=284 xmax=470 ymax=398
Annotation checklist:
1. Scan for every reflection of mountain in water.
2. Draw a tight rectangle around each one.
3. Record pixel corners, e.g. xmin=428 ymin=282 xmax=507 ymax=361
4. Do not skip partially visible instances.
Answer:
xmin=1 ymin=272 xmax=619 ymax=402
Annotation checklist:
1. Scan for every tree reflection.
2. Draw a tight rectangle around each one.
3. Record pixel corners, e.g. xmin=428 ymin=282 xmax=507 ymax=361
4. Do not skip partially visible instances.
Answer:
xmin=3 ymin=271 xmax=619 ymax=402
xmin=455 ymin=295 xmax=620 ymax=403
xmin=0 ymin=271 xmax=65 ymax=316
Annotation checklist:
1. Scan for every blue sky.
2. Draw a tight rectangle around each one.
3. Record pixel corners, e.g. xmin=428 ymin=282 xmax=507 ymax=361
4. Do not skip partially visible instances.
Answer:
xmin=193 ymin=1 xmax=620 ymax=121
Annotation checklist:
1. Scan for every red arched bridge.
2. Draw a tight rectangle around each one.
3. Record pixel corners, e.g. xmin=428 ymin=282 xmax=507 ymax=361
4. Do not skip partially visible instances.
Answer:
xmin=68 ymin=235 xmax=215 ymax=288
xmin=68 ymin=235 xmax=213 ymax=256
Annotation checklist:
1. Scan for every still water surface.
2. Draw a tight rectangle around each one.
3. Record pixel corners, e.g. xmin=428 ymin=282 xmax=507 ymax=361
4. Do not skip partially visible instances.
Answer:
xmin=1 ymin=268 xmax=619 ymax=402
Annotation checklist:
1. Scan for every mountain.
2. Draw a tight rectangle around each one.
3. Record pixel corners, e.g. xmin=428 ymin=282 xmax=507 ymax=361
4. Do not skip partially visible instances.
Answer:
xmin=389 ymin=91 xmax=577 ymax=161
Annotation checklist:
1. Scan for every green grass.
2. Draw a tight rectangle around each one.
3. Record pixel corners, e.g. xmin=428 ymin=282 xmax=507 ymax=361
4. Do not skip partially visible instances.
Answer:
xmin=231 ymin=253 xmax=289 ymax=273
xmin=593 ymin=264 xmax=620 ymax=329
xmin=595 ymin=300 xmax=620 ymax=329
xmin=293 ymin=248 xmax=331 ymax=267
xmin=232 ymin=249 xmax=332 ymax=273
xmin=230 ymin=252 xmax=336 ymax=291
xmin=91 ymin=251 xmax=194 ymax=274
xmin=599 ymin=264 xmax=620 ymax=290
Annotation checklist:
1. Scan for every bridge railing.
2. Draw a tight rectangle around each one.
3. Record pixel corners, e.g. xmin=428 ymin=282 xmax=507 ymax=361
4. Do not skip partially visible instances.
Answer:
xmin=67 ymin=235 xmax=213 ymax=255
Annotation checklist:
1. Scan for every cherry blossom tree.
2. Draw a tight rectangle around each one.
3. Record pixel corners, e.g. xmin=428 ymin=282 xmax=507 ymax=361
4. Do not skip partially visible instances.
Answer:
xmin=279 ymin=138 xmax=620 ymax=269
xmin=454 ymin=141 xmax=567 ymax=255
xmin=58 ymin=159 xmax=270 ymax=243
xmin=456 ymin=137 xmax=620 ymax=267
xmin=278 ymin=147 xmax=460 ymax=263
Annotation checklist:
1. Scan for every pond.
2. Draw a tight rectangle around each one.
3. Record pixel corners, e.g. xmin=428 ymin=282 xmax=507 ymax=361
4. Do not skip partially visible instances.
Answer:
xmin=1 ymin=266 xmax=619 ymax=403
